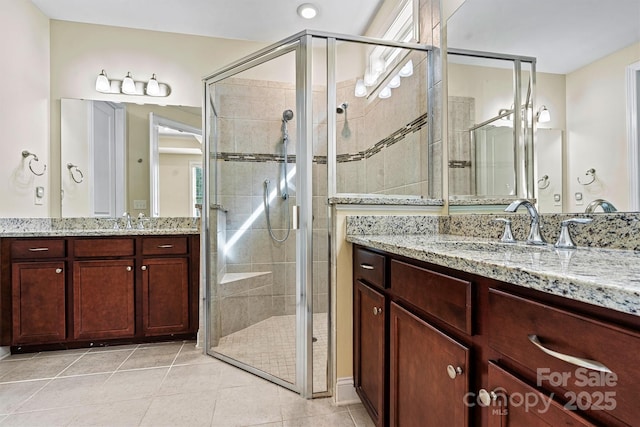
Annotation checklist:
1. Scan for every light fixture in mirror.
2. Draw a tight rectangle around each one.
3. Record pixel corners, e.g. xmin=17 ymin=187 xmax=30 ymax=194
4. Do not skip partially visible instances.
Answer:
xmin=537 ymin=105 xmax=551 ymax=123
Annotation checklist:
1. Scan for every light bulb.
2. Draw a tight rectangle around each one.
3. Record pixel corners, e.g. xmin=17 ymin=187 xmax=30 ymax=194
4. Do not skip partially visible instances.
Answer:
xmin=378 ymin=86 xmax=392 ymax=99
xmin=95 ymin=70 xmax=111 ymax=93
xmin=146 ymin=74 xmax=160 ymax=96
xmin=354 ymin=79 xmax=367 ymax=97
xmin=388 ymin=75 xmax=401 ymax=89
xmin=538 ymin=106 xmax=551 ymax=123
xmin=399 ymin=60 xmax=413 ymax=77
xmin=121 ymin=72 xmax=136 ymax=94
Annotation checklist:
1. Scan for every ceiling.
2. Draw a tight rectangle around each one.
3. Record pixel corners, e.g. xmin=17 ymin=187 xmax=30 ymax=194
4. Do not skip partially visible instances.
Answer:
xmin=447 ymin=0 xmax=640 ymax=74
xmin=30 ymin=0 xmax=640 ymax=74
xmin=30 ymin=0 xmax=385 ymax=43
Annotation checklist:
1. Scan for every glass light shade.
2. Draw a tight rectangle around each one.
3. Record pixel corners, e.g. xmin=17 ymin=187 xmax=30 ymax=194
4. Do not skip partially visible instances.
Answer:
xmin=388 ymin=75 xmax=401 ymax=89
xmin=399 ymin=60 xmax=413 ymax=77
xmin=95 ymin=70 xmax=111 ymax=93
xmin=146 ymin=74 xmax=160 ymax=96
xmin=364 ymin=72 xmax=376 ymax=87
xmin=378 ymin=86 xmax=392 ymax=99
xmin=297 ymin=3 xmax=317 ymax=19
xmin=354 ymin=79 xmax=367 ymax=97
xmin=538 ymin=106 xmax=551 ymax=123
xmin=121 ymin=72 xmax=136 ymax=94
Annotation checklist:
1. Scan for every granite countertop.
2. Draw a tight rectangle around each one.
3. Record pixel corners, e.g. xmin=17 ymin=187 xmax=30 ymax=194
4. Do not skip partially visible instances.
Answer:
xmin=346 ymin=233 xmax=640 ymax=317
xmin=0 ymin=228 xmax=200 ymax=237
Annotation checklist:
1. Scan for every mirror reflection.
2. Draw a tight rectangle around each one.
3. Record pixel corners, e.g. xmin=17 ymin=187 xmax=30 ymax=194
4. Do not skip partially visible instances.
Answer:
xmin=60 ymin=99 xmax=201 ymax=218
xmin=446 ymin=0 xmax=640 ymax=213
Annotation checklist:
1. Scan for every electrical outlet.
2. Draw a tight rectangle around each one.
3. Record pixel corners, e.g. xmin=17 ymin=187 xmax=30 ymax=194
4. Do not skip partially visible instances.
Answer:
xmin=574 ymin=192 xmax=583 ymax=206
xmin=134 ymin=199 xmax=147 ymax=209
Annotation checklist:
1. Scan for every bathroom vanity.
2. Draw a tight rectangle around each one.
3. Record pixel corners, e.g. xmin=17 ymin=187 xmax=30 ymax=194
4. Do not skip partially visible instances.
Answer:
xmin=349 ymin=234 xmax=640 ymax=427
xmin=0 ymin=224 xmax=199 ymax=352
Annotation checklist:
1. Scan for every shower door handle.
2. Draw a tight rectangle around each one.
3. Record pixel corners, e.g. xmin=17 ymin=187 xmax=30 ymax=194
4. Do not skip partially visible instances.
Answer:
xmin=292 ymin=205 xmax=300 ymax=230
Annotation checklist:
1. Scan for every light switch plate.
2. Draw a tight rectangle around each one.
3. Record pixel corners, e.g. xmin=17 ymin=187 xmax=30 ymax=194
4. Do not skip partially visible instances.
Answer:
xmin=35 ymin=186 xmax=44 ymax=205
xmin=134 ymin=199 xmax=147 ymax=209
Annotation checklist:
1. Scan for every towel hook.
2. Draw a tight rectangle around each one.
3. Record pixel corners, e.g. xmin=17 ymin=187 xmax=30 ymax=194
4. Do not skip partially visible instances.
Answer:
xmin=577 ymin=168 xmax=596 ymax=185
xmin=22 ymin=150 xmax=46 ymax=176
xmin=537 ymin=175 xmax=550 ymax=189
xmin=67 ymin=163 xmax=84 ymax=183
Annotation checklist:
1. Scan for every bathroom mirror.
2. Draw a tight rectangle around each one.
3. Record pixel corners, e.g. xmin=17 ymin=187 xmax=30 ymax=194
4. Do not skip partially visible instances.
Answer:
xmin=60 ymin=99 xmax=201 ymax=218
xmin=446 ymin=0 xmax=640 ymax=213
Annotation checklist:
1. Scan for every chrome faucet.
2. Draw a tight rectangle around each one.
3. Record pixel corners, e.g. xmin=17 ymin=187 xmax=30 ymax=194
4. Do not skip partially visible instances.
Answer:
xmin=504 ymin=199 xmax=546 ymax=245
xmin=123 ymin=212 xmax=133 ymax=229
xmin=585 ymin=199 xmax=617 ymax=213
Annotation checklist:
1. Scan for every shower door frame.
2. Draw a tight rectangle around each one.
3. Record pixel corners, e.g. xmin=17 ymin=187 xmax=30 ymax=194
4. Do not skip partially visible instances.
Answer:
xmin=202 ymin=35 xmax=316 ymax=397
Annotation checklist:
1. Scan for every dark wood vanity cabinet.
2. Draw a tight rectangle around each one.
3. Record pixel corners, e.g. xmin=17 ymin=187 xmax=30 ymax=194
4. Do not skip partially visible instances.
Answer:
xmin=0 ymin=234 xmax=199 ymax=350
xmin=353 ymin=244 xmax=640 ymax=427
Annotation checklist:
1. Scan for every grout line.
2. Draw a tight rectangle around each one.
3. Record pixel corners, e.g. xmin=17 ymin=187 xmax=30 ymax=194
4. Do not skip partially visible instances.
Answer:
xmin=107 ymin=344 xmax=140 ymax=381
xmin=53 ymin=351 xmax=90 ymax=378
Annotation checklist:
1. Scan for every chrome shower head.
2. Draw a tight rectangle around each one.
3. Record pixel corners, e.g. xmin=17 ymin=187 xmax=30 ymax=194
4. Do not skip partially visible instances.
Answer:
xmin=336 ymin=102 xmax=348 ymax=114
xmin=282 ymin=109 xmax=294 ymax=122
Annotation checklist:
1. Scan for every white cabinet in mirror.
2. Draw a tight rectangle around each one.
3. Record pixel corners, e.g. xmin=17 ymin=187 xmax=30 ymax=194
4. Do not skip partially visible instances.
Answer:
xmin=60 ymin=99 xmax=202 ymax=218
xmin=445 ymin=0 xmax=640 ymax=214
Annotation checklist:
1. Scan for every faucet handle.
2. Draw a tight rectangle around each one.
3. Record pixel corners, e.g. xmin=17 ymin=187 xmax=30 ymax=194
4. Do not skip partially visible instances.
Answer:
xmin=555 ymin=218 xmax=593 ymax=249
xmin=493 ymin=218 xmax=516 ymax=243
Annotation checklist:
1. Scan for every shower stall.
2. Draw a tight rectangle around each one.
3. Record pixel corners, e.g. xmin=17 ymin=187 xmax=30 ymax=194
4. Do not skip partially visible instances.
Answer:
xmin=202 ymin=31 xmax=431 ymax=398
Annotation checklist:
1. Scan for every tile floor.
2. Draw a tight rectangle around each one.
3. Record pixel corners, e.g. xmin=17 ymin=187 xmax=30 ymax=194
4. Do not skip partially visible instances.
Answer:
xmin=213 ymin=314 xmax=328 ymax=392
xmin=0 ymin=340 xmax=373 ymax=427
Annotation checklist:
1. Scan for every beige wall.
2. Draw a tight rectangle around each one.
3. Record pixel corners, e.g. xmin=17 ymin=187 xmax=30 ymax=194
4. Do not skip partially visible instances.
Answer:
xmin=566 ymin=42 xmax=640 ymax=212
xmin=159 ymin=150 xmax=201 ymax=217
xmin=0 ymin=0 xmax=50 ymax=218
xmin=49 ymin=20 xmax=266 ymax=217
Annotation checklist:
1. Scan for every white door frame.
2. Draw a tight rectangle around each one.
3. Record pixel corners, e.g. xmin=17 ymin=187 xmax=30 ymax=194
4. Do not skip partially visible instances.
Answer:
xmin=626 ymin=60 xmax=640 ymax=210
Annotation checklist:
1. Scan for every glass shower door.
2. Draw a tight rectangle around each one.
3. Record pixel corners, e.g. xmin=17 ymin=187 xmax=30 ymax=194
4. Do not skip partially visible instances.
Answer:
xmin=204 ymin=47 xmax=304 ymax=391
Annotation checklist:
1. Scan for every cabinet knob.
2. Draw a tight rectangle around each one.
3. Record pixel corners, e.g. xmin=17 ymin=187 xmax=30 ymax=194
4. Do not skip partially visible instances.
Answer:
xmin=126 ymin=266 xmax=132 ymax=271
xmin=372 ymin=307 xmax=383 ymax=316
xmin=141 ymin=265 xmax=147 ymax=271
xmin=478 ymin=388 xmax=499 ymax=407
xmin=446 ymin=364 xmax=463 ymax=379
xmin=55 ymin=268 xmax=63 ymax=274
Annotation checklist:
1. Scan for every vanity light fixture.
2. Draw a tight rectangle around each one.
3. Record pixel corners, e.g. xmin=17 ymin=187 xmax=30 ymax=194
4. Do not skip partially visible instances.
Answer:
xmin=398 ymin=60 xmax=413 ymax=77
xmin=387 ymin=74 xmax=401 ymax=89
xmin=537 ymin=105 xmax=551 ymax=123
xmin=378 ymin=86 xmax=392 ymax=99
xmin=297 ymin=3 xmax=318 ymax=19
xmin=94 ymin=70 xmax=171 ymax=97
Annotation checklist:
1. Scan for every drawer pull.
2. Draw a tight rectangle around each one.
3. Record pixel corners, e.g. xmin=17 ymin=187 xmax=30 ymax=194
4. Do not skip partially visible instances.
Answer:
xmin=28 ymin=247 xmax=49 ymax=252
xmin=373 ymin=307 xmax=383 ymax=316
xmin=126 ymin=266 xmax=132 ymax=272
xmin=360 ymin=263 xmax=374 ymax=270
xmin=55 ymin=268 xmax=63 ymax=274
xmin=446 ymin=364 xmax=463 ymax=379
xmin=157 ymin=244 xmax=174 ymax=248
xmin=141 ymin=265 xmax=147 ymax=271
xmin=528 ymin=334 xmax=612 ymax=373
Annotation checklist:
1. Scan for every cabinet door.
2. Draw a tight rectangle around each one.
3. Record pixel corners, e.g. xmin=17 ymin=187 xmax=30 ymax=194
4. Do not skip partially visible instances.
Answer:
xmin=12 ymin=262 xmax=66 ymax=344
xmin=354 ymin=280 xmax=386 ymax=427
xmin=73 ymin=260 xmax=135 ymax=339
xmin=141 ymin=258 xmax=190 ymax=336
xmin=484 ymin=362 xmax=597 ymax=427
xmin=390 ymin=302 xmax=470 ymax=427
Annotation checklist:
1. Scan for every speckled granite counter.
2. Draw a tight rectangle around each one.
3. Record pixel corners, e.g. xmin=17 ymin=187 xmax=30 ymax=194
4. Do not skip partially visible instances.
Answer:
xmin=0 ymin=217 xmax=200 ymax=237
xmin=346 ymin=233 xmax=640 ymax=317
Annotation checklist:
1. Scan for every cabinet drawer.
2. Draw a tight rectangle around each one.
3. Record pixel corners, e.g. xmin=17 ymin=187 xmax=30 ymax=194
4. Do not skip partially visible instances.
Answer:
xmin=489 ymin=289 xmax=640 ymax=426
xmin=390 ymin=259 xmax=472 ymax=335
xmin=74 ymin=238 xmax=134 ymax=257
xmin=142 ymin=237 xmax=188 ymax=255
xmin=354 ymin=247 xmax=386 ymax=290
xmin=11 ymin=239 xmax=66 ymax=259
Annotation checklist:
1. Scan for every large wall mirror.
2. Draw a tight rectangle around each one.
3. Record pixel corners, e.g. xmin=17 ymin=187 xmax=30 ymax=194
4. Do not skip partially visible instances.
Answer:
xmin=61 ymin=99 xmax=202 ymax=218
xmin=446 ymin=0 xmax=640 ymax=213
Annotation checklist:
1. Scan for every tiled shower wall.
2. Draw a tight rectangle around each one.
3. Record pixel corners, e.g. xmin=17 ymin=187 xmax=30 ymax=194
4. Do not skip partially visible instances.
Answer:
xmin=448 ymin=96 xmax=475 ymax=195
xmin=336 ymin=51 xmax=430 ymax=195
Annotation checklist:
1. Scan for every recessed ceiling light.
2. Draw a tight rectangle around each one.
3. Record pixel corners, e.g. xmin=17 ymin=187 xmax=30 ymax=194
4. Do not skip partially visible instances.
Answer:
xmin=297 ymin=3 xmax=318 ymax=19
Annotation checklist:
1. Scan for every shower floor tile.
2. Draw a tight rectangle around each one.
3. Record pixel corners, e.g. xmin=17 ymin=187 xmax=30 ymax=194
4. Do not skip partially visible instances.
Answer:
xmin=212 ymin=313 xmax=328 ymax=392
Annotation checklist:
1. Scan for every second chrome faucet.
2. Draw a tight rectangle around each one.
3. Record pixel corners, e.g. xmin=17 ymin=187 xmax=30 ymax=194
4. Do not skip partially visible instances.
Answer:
xmin=504 ymin=199 xmax=546 ymax=245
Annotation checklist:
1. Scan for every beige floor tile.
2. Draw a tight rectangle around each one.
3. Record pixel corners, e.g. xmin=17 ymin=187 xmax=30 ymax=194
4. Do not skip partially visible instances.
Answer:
xmin=88 ymin=343 xmax=140 ymax=353
xmin=139 ymin=391 xmax=217 ymax=427
xmin=156 ymin=363 xmax=222 ymax=396
xmin=0 ymin=355 xmax=82 ymax=382
xmin=117 ymin=345 xmax=181 ymax=370
xmin=15 ymin=374 xmax=109 ymax=412
xmin=59 ymin=351 xmax=132 ymax=377
xmin=280 ymin=396 xmax=347 ymax=421
xmin=0 ymin=406 xmax=80 ymax=426
xmin=66 ymin=398 xmax=152 ymax=426
xmin=33 ymin=348 xmax=89 ymax=358
xmin=217 ymin=362 xmax=273 ymax=389
xmin=212 ymin=384 xmax=283 ymax=426
xmin=0 ymin=379 xmax=49 ymax=414
xmin=173 ymin=343 xmax=218 ymax=366
xmin=98 ymin=367 xmax=168 ymax=402
xmin=282 ymin=412 xmax=356 ymax=426
xmin=348 ymin=406 xmax=376 ymax=427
